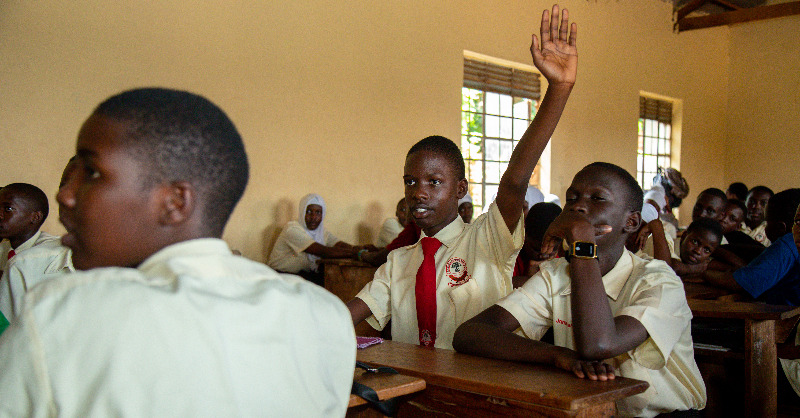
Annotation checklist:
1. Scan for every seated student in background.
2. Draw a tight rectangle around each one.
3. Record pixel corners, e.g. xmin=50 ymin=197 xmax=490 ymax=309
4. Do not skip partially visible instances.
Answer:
xmin=347 ymin=4 xmax=578 ymax=349
xmin=457 ymin=193 xmax=474 ymax=223
xmin=703 ymin=189 xmax=800 ymax=304
xmin=376 ymin=198 xmax=409 ymax=247
xmin=523 ymin=185 xmax=545 ymax=216
xmin=726 ymin=181 xmax=748 ymax=202
xmin=692 ymin=188 xmax=727 ymax=224
xmin=741 ymin=185 xmax=774 ymax=246
xmin=676 ymin=218 xmax=723 ymax=279
xmin=513 ymin=202 xmax=562 ymax=287
xmin=0 ymin=164 xmax=77 ymax=331
xmin=268 ymin=193 xmax=373 ymax=285
xmin=718 ymin=199 xmax=766 ymax=263
xmin=453 ymin=162 xmax=706 ymax=417
xmin=0 ymin=88 xmax=356 ymax=416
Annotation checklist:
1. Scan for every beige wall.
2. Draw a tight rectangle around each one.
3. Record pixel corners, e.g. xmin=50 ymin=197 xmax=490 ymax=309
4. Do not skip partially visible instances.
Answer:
xmin=2 ymin=1 xmax=785 ymax=262
xmin=725 ymin=14 xmax=800 ymax=195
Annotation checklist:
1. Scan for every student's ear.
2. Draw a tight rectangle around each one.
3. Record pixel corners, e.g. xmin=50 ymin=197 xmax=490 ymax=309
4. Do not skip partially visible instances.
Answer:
xmin=456 ymin=178 xmax=468 ymax=200
xmin=623 ymin=210 xmax=642 ymax=234
xmin=158 ymin=182 xmax=196 ymax=226
xmin=28 ymin=211 xmax=44 ymax=226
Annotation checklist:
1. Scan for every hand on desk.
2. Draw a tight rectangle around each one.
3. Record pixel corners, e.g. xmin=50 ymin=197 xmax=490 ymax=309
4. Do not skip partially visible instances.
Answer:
xmin=554 ymin=347 xmax=616 ymax=381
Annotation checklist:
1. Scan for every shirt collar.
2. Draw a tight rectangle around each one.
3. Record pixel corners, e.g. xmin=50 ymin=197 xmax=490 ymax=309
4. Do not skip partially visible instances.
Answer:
xmin=419 ymin=215 xmax=466 ymax=249
xmin=558 ymin=250 xmax=635 ymax=301
xmin=13 ymin=230 xmax=42 ymax=252
xmin=138 ymin=238 xmax=232 ymax=273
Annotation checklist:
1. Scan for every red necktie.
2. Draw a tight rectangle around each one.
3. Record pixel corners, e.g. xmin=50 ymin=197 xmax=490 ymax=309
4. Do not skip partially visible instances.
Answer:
xmin=7 ymin=250 xmax=15 ymax=260
xmin=416 ymin=237 xmax=442 ymax=347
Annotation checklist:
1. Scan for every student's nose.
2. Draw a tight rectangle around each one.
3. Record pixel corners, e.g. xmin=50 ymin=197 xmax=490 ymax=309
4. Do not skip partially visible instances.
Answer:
xmin=56 ymin=178 xmax=77 ymax=209
xmin=570 ymin=197 xmax=589 ymax=213
xmin=409 ymin=184 xmax=427 ymax=202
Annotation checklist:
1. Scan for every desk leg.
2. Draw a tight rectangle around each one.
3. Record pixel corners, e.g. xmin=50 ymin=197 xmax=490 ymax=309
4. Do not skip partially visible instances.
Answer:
xmin=744 ymin=319 xmax=777 ymax=417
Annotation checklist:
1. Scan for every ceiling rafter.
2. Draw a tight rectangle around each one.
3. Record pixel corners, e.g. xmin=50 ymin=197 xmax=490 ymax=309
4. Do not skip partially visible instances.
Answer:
xmin=675 ymin=0 xmax=800 ymax=31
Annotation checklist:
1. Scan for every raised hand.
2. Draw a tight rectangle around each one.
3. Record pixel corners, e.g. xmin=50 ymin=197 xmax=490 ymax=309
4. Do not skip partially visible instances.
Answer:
xmin=531 ymin=4 xmax=578 ymax=86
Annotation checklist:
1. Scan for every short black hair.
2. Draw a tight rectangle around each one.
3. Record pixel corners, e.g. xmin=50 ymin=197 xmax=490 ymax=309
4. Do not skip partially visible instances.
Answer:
xmin=2 ymin=183 xmax=49 ymax=226
xmin=766 ymin=189 xmax=800 ymax=226
xmin=93 ymin=88 xmax=249 ymax=236
xmin=748 ymin=185 xmax=774 ymax=199
xmin=685 ymin=217 xmax=723 ymax=245
xmin=699 ymin=188 xmax=727 ymax=202
xmin=727 ymin=198 xmax=747 ymax=214
xmin=726 ymin=182 xmax=748 ymax=201
xmin=406 ymin=135 xmax=465 ymax=179
xmin=525 ymin=202 xmax=562 ymax=242
xmin=584 ymin=162 xmax=643 ymax=213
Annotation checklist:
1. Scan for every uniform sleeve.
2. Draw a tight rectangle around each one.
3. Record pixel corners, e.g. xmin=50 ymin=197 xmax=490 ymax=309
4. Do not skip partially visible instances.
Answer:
xmin=495 ymin=271 xmax=553 ymax=340
xmin=734 ymin=234 xmax=799 ymax=298
xmin=323 ymin=230 xmax=339 ymax=247
xmin=0 ymin=305 xmax=55 ymax=417
xmin=482 ymin=202 xmax=525 ymax=264
xmin=616 ymin=271 xmax=692 ymax=370
xmin=354 ymin=257 xmax=393 ymax=331
xmin=283 ymin=223 xmax=317 ymax=254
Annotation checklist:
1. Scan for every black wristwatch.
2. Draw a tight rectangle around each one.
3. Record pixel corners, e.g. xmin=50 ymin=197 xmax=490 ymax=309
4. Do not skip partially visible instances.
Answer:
xmin=566 ymin=241 xmax=597 ymax=261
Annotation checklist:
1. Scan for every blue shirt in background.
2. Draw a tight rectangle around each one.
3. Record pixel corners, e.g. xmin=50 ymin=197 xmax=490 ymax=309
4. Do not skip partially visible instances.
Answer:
xmin=734 ymin=233 xmax=800 ymax=306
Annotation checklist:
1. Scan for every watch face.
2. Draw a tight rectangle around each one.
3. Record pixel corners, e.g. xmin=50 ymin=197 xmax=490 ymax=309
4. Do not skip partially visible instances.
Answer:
xmin=573 ymin=242 xmax=595 ymax=257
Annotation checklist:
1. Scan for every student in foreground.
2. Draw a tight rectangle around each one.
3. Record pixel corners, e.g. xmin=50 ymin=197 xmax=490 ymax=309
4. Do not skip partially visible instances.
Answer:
xmin=453 ymin=162 xmax=706 ymax=417
xmin=0 ymin=88 xmax=356 ymax=416
xmin=347 ymin=4 xmax=577 ymax=349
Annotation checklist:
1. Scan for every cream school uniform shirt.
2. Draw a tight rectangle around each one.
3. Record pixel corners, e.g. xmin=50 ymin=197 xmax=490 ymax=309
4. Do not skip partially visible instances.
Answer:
xmin=637 ymin=233 xmax=679 ymax=260
xmin=376 ymin=217 xmax=404 ymax=247
xmin=0 ymin=235 xmax=73 ymax=321
xmin=0 ymin=239 xmax=356 ymax=417
xmin=497 ymin=251 xmax=706 ymax=418
xmin=356 ymin=202 xmax=524 ymax=350
xmin=741 ymin=221 xmax=770 ymax=247
xmin=268 ymin=221 xmax=340 ymax=273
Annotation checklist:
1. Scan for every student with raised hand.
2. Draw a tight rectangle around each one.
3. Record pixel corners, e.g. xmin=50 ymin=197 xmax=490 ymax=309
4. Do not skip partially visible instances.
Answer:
xmin=347 ymin=4 xmax=578 ymax=349
xmin=0 ymin=88 xmax=356 ymax=417
xmin=453 ymin=163 xmax=706 ymax=417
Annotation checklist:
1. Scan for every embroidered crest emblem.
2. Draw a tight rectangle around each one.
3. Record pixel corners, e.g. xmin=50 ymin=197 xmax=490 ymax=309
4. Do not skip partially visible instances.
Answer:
xmin=420 ymin=329 xmax=433 ymax=346
xmin=446 ymin=257 xmax=471 ymax=287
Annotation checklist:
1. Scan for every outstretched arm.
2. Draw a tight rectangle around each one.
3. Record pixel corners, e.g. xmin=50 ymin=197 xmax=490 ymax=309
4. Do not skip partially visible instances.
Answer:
xmin=496 ymin=5 xmax=577 ymax=230
xmin=453 ymin=305 xmax=615 ymax=380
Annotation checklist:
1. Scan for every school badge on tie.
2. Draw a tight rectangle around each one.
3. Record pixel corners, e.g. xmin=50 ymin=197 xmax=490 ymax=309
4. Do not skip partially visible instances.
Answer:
xmin=420 ymin=329 xmax=433 ymax=347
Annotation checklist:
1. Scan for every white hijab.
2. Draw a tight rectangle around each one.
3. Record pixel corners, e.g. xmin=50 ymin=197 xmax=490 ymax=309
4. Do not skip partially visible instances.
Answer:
xmin=525 ymin=186 xmax=544 ymax=208
xmin=298 ymin=193 xmax=326 ymax=265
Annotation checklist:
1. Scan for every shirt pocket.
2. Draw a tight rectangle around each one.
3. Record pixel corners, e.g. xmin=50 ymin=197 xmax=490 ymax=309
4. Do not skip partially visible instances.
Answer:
xmin=448 ymin=277 xmax=481 ymax=324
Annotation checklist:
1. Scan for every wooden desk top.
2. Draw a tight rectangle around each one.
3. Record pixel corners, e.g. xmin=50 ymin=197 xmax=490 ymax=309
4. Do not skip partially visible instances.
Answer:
xmin=349 ymin=369 xmax=426 ymax=407
xmin=688 ymin=299 xmax=800 ymax=320
xmin=320 ymin=258 xmax=374 ymax=268
xmin=356 ymin=340 xmax=648 ymax=412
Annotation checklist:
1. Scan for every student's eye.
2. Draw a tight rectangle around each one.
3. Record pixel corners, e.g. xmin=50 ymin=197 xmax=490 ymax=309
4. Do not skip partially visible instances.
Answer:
xmin=404 ymin=178 xmax=415 ymax=186
xmin=591 ymin=195 xmax=605 ymax=201
xmin=430 ymin=179 xmax=442 ymax=186
xmin=83 ymin=165 xmax=100 ymax=180
xmin=692 ymin=239 xmax=700 ymax=245
xmin=703 ymin=247 xmax=712 ymax=254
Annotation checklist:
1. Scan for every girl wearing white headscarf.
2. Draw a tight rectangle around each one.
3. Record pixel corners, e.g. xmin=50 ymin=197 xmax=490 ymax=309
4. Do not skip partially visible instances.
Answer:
xmin=268 ymin=194 xmax=362 ymax=284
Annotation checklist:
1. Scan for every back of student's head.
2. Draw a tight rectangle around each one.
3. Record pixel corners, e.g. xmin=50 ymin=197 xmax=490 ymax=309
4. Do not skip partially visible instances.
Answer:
xmin=685 ymin=217 xmax=723 ymax=246
xmin=764 ymin=188 xmax=800 ymax=241
xmin=1 ymin=183 xmax=49 ymax=227
xmin=93 ymin=88 xmax=249 ymax=235
xmin=727 ymin=182 xmax=748 ymax=201
xmin=525 ymin=202 xmax=562 ymax=242
xmin=584 ymin=162 xmax=643 ymax=213
xmin=406 ymin=135 xmax=465 ymax=179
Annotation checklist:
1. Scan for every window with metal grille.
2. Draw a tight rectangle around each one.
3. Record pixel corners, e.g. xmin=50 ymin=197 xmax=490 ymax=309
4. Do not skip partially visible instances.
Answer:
xmin=637 ymin=96 xmax=673 ymax=190
xmin=462 ymin=57 xmax=541 ymax=215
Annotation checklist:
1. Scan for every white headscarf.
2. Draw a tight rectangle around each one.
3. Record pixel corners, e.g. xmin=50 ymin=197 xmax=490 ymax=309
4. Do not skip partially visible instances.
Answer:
xmin=525 ymin=186 xmax=545 ymax=208
xmin=458 ymin=194 xmax=473 ymax=206
xmin=298 ymin=193 xmax=326 ymax=265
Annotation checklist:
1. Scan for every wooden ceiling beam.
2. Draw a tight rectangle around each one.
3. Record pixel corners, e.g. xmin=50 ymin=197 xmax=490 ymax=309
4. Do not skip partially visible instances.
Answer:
xmin=676 ymin=0 xmax=709 ymax=22
xmin=677 ymin=0 xmax=800 ymax=31
xmin=711 ymin=0 xmax=742 ymax=11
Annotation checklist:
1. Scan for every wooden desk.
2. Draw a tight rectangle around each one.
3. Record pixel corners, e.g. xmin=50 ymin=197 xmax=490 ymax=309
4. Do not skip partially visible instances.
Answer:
xmin=321 ymin=259 xmax=377 ymax=303
xmin=684 ymin=284 xmax=800 ymax=417
xmin=349 ymin=369 xmax=426 ymax=415
xmin=357 ymin=341 xmax=648 ymax=417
